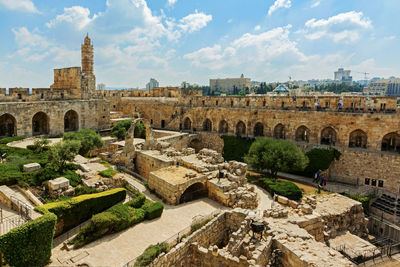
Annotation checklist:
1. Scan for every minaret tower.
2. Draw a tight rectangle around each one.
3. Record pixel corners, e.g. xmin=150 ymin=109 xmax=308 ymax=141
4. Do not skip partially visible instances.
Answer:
xmin=81 ymin=33 xmax=94 ymax=75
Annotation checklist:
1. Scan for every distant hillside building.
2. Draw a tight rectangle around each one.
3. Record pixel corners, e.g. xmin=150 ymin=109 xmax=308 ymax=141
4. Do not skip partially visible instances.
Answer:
xmin=334 ymin=68 xmax=352 ymax=85
xmin=97 ymin=83 xmax=106 ymax=90
xmin=146 ymin=78 xmax=159 ymax=90
xmin=210 ymin=74 xmax=251 ymax=93
xmin=366 ymin=78 xmax=400 ymax=95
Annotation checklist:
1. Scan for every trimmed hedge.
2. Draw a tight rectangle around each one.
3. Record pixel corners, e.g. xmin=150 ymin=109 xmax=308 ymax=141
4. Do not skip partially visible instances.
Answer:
xmin=260 ymin=178 xmax=302 ymax=200
xmin=221 ymin=135 xmax=253 ymax=161
xmin=35 ymin=188 xmax=126 ymax=236
xmin=0 ymin=136 xmax=26 ymax=144
xmin=70 ymin=193 xmax=164 ymax=248
xmin=302 ymin=148 xmax=341 ymax=177
xmin=134 ymin=242 xmax=169 ymax=267
xmin=0 ymin=212 xmax=56 ymax=267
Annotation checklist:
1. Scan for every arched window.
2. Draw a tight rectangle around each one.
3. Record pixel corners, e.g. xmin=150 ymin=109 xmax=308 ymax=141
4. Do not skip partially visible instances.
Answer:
xmin=349 ymin=129 xmax=367 ymax=148
xmin=381 ymin=132 xmax=400 ymax=152
xmin=236 ymin=121 xmax=246 ymax=137
xmin=218 ymin=120 xmax=228 ymax=133
xmin=320 ymin=127 xmax=337 ymax=146
xmin=32 ymin=112 xmax=49 ymax=136
xmin=0 ymin=114 xmax=17 ymax=137
xmin=64 ymin=110 xmax=79 ymax=132
xmin=295 ymin=126 xmax=310 ymax=142
xmin=254 ymin=122 xmax=264 ymax=137
xmin=203 ymin=119 xmax=212 ymax=132
xmin=183 ymin=117 xmax=192 ymax=130
xmin=274 ymin=124 xmax=285 ymax=139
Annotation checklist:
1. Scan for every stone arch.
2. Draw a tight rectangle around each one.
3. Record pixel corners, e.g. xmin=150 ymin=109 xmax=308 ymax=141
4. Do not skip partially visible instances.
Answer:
xmin=124 ymin=118 xmax=152 ymax=157
xmin=381 ymin=132 xmax=400 ymax=152
xmin=218 ymin=120 xmax=229 ymax=134
xmin=203 ymin=118 xmax=212 ymax=132
xmin=64 ymin=110 xmax=79 ymax=132
xmin=0 ymin=113 xmax=17 ymax=137
xmin=32 ymin=112 xmax=49 ymax=136
xmin=273 ymin=123 xmax=285 ymax=139
xmin=253 ymin=122 xmax=264 ymax=137
xmin=183 ymin=117 xmax=192 ymax=130
xmin=236 ymin=121 xmax=246 ymax=137
xmin=179 ymin=182 xmax=208 ymax=204
xmin=320 ymin=126 xmax=337 ymax=146
xmin=295 ymin=125 xmax=310 ymax=142
xmin=349 ymin=129 xmax=367 ymax=148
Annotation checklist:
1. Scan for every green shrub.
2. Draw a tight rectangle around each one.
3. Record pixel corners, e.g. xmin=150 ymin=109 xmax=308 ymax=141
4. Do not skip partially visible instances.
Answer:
xmin=63 ymin=129 xmax=104 ymax=155
xmin=126 ymin=194 xmax=146 ymax=208
xmin=221 ymin=135 xmax=253 ymax=161
xmin=74 ymin=186 xmax=99 ymax=196
xmin=343 ymin=193 xmax=375 ymax=215
xmin=99 ymin=168 xmax=117 ymax=178
xmin=190 ymin=219 xmax=211 ymax=233
xmin=0 ymin=136 xmax=25 ymax=144
xmin=260 ymin=178 xmax=302 ymax=200
xmin=144 ymin=202 xmax=164 ymax=220
xmin=35 ymin=188 xmax=126 ymax=236
xmin=0 ymin=211 xmax=56 ymax=267
xmin=111 ymin=119 xmax=146 ymax=140
xmin=134 ymin=242 xmax=169 ymax=267
xmin=302 ymin=148 xmax=341 ymax=177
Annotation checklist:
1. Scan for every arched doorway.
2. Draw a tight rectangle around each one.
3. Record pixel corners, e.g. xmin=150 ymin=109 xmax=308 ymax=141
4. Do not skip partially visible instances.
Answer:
xmin=236 ymin=121 xmax=246 ymax=137
xmin=179 ymin=183 xmax=208 ymax=204
xmin=64 ymin=110 xmax=79 ymax=132
xmin=218 ymin=120 xmax=228 ymax=133
xmin=349 ymin=129 xmax=367 ymax=148
xmin=32 ymin=112 xmax=49 ymax=136
xmin=320 ymin=127 xmax=337 ymax=146
xmin=183 ymin=117 xmax=191 ymax=130
xmin=295 ymin=126 xmax=310 ymax=142
xmin=253 ymin=122 xmax=264 ymax=137
xmin=274 ymin=123 xmax=285 ymax=139
xmin=0 ymin=114 xmax=17 ymax=137
xmin=203 ymin=119 xmax=212 ymax=132
xmin=381 ymin=132 xmax=400 ymax=152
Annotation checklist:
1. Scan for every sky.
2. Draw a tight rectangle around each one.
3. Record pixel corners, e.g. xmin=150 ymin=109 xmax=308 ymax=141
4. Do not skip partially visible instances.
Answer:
xmin=0 ymin=0 xmax=399 ymax=88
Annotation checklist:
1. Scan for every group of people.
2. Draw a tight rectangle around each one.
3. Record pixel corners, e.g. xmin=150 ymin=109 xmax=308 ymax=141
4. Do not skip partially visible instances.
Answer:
xmin=313 ymin=169 xmax=327 ymax=187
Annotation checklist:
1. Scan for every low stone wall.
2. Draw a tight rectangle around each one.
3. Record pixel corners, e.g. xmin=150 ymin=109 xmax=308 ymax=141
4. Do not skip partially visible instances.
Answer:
xmin=86 ymin=144 xmax=118 ymax=157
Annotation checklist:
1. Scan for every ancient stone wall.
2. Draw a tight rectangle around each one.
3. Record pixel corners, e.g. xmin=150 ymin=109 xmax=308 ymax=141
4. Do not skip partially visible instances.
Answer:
xmin=135 ymin=151 xmax=175 ymax=179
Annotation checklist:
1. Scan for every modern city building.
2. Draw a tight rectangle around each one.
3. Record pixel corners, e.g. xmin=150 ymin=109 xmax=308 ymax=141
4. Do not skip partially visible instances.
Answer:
xmin=210 ymin=74 xmax=251 ymax=93
xmin=146 ymin=78 xmax=159 ymax=90
xmin=97 ymin=83 xmax=106 ymax=90
xmin=334 ymin=68 xmax=352 ymax=85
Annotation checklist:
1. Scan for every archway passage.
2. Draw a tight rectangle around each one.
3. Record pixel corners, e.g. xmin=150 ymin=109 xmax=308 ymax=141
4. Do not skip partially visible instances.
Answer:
xmin=179 ymin=182 xmax=208 ymax=204
xmin=295 ymin=126 xmax=310 ymax=142
xmin=321 ymin=127 xmax=337 ymax=146
xmin=349 ymin=129 xmax=367 ymax=148
xmin=203 ymin=119 xmax=212 ymax=132
xmin=381 ymin=132 xmax=400 ymax=152
xmin=274 ymin=124 xmax=285 ymax=139
xmin=236 ymin=121 xmax=246 ymax=137
xmin=64 ymin=110 xmax=79 ymax=132
xmin=32 ymin=112 xmax=49 ymax=136
xmin=183 ymin=117 xmax=191 ymax=130
xmin=219 ymin=120 xmax=228 ymax=134
xmin=0 ymin=114 xmax=17 ymax=137
xmin=253 ymin=122 xmax=264 ymax=137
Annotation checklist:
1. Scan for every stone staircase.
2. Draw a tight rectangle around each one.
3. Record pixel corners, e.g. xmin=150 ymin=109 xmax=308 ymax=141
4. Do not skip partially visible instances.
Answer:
xmin=0 ymin=185 xmax=41 ymax=220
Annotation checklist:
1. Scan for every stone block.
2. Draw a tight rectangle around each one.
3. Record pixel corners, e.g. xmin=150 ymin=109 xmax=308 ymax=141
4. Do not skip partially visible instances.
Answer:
xmin=277 ymin=195 xmax=289 ymax=205
xmin=288 ymin=200 xmax=298 ymax=208
xmin=23 ymin=163 xmax=41 ymax=172
xmin=301 ymin=204 xmax=313 ymax=214
xmin=48 ymin=177 xmax=70 ymax=191
xmin=80 ymin=163 xmax=91 ymax=172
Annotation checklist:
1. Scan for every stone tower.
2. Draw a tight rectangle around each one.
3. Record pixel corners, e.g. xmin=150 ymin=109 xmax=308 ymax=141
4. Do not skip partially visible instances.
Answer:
xmin=81 ymin=34 xmax=96 ymax=93
xmin=81 ymin=33 xmax=94 ymax=75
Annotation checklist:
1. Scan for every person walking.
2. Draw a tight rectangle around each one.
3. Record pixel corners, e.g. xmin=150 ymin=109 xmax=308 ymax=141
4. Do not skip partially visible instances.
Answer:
xmin=313 ymin=169 xmax=321 ymax=183
xmin=319 ymin=174 xmax=325 ymax=186
xmin=323 ymin=175 xmax=327 ymax=186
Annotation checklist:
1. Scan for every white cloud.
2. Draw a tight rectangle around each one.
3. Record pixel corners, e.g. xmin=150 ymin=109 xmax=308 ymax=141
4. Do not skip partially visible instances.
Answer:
xmin=254 ymin=25 xmax=261 ymax=31
xmin=12 ymin=27 xmax=48 ymax=48
xmin=311 ymin=1 xmax=320 ymax=8
xmin=46 ymin=6 xmax=98 ymax=30
xmin=304 ymin=11 xmax=372 ymax=43
xmin=0 ymin=0 xmax=38 ymax=13
xmin=384 ymin=35 xmax=396 ymax=41
xmin=178 ymin=10 xmax=212 ymax=33
xmin=227 ymin=19 xmax=233 ymax=23
xmin=268 ymin=0 xmax=291 ymax=16
xmin=167 ymin=0 xmax=178 ymax=6
xmin=184 ymin=25 xmax=307 ymax=70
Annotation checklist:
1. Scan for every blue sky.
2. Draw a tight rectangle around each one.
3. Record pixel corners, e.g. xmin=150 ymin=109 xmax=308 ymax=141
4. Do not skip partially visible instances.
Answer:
xmin=0 ymin=0 xmax=399 ymax=88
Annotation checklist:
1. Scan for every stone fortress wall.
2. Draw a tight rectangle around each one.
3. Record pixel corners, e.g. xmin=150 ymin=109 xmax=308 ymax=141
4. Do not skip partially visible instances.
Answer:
xmin=0 ymin=35 xmax=109 ymax=137
xmin=105 ymin=89 xmax=400 ymax=195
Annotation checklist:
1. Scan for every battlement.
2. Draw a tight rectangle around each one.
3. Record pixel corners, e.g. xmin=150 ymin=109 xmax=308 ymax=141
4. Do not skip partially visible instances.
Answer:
xmin=0 ymin=87 xmax=85 ymax=102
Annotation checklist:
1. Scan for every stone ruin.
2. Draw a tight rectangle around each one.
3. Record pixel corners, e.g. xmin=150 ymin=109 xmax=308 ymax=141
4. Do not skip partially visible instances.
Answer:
xmin=47 ymin=177 xmax=74 ymax=197
xmin=149 ymin=193 xmax=378 ymax=267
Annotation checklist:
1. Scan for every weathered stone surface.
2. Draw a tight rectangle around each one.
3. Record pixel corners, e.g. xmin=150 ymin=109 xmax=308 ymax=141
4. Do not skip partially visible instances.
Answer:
xmin=23 ymin=163 xmax=40 ymax=172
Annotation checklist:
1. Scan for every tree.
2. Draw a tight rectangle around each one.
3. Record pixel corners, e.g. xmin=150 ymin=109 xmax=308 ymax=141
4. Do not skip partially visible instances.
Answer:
xmin=111 ymin=120 xmax=146 ymax=140
xmin=245 ymin=138 xmax=308 ymax=178
xmin=63 ymin=129 xmax=104 ymax=155
xmin=49 ymin=140 xmax=81 ymax=172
